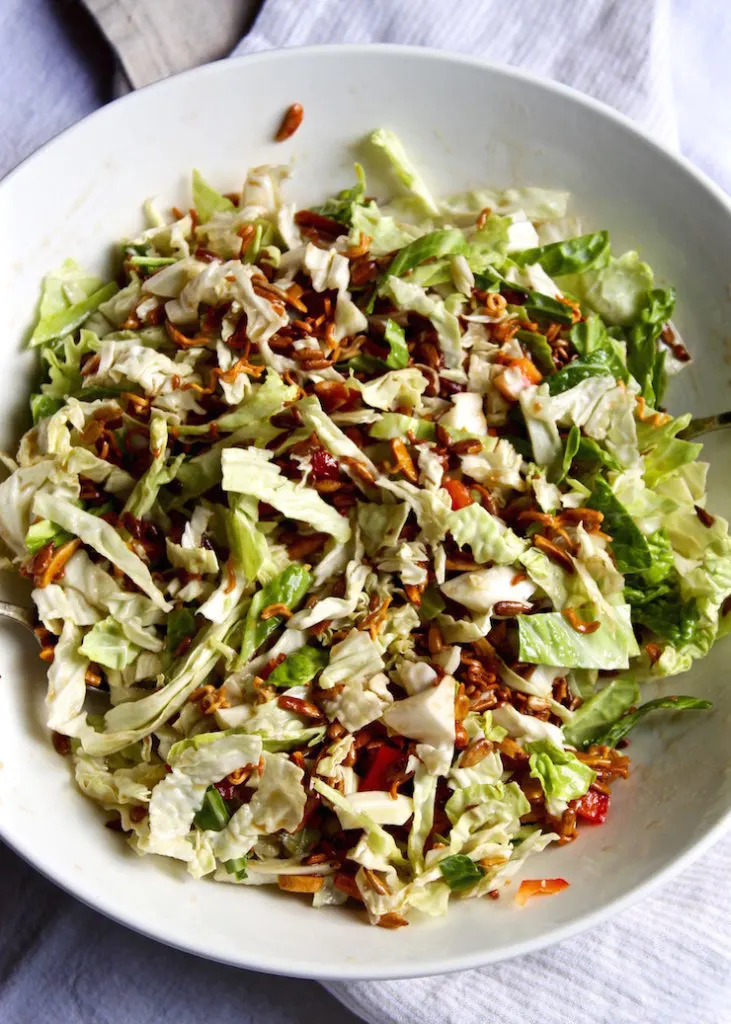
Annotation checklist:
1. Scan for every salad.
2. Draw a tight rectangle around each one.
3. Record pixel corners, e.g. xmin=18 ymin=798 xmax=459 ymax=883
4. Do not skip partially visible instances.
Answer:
xmin=3 ymin=128 xmax=727 ymax=928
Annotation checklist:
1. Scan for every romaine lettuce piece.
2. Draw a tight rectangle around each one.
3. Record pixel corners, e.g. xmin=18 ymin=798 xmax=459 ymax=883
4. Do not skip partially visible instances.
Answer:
xmin=567 ymin=250 xmax=654 ymax=326
xmin=591 ymin=695 xmax=711 ymax=748
xmin=513 ymin=231 xmax=610 ymax=276
xmin=625 ymin=288 xmax=675 ymax=405
xmin=382 ymin=229 xmax=467 ymax=285
xmin=562 ymin=676 xmax=639 ymax=748
xmin=518 ymin=605 xmax=640 ymax=669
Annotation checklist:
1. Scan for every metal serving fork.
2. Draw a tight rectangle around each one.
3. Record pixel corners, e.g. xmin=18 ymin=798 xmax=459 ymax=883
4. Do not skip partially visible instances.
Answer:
xmin=678 ymin=410 xmax=731 ymax=441
xmin=0 ymin=600 xmax=36 ymax=635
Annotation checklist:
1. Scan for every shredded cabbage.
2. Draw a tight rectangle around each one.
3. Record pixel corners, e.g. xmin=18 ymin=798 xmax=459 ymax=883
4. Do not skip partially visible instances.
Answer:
xmin=13 ymin=133 xmax=723 ymax=925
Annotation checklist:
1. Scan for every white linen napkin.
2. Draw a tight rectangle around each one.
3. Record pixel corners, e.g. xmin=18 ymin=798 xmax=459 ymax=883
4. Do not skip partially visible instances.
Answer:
xmin=70 ymin=2 xmax=731 ymax=1021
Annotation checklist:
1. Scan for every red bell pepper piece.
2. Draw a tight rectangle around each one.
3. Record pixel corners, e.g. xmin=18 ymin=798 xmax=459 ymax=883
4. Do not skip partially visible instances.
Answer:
xmin=358 ymin=745 xmax=403 ymax=792
xmin=515 ymin=878 xmax=570 ymax=906
xmin=575 ymin=789 xmax=610 ymax=824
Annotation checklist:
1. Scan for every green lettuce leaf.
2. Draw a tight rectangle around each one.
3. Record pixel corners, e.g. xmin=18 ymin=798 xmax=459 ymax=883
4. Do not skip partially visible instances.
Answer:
xmin=225 ymin=494 xmax=270 ymax=582
xmin=267 ymin=645 xmax=329 ymax=687
xmin=518 ymin=605 xmax=640 ymax=669
xmin=587 ymin=477 xmax=653 ymax=575
xmin=548 ymin=316 xmax=628 ymax=395
xmin=30 ymin=260 xmax=119 ymax=346
xmin=513 ymin=231 xmax=610 ymax=276
xmin=357 ymin=368 xmax=427 ymax=411
xmin=382 ymin=229 xmax=467 ymax=285
xmin=527 ymin=740 xmax=595 ymax=815
xmin=350 ymin=201 xmax=419 ymax=257
xmin=192 ymin=169 xmax=235 ymax=222
xmin=382 ymin=276 xmax=463 ymax=369
xmin=556 ymin=426 xmax=581 ymax=484
xmin=369 ymin=129 xmax=439 ymax=215
xmin=636 ymin=411 xmax=702 ymax=488
xmin=314 ymin=165 xmax=366 ymax=226
xmin=124 ymin=414 xmax=183 ymax=518
xmin=30 ymin=394 xmax=64 ymax=423
xmin=176 ymin=370 xmax=297 ymax=437
xmin=565 ymin=250 xmax=654 ymax=326
xmin=194 ymin=787 xmax=231 ymax=832
xmin=562 ymin=676 xmax=639 ymax=748
xmin=407 ymin=764 xmax=437 ymax=872
xmin=517 ymin=330 xmax=555 ymax=375
xmin=625 ymin=287 xmax=675 ymax=405
xmin=166 ymin=607 xmax=197 ymax=654
xmin=38 ymin=328 xmax=103 ymax=401
xmin=591 ymin=695 xmax=711 ymax=748
xmin=357 ymin=501 xmax=410 ymax=556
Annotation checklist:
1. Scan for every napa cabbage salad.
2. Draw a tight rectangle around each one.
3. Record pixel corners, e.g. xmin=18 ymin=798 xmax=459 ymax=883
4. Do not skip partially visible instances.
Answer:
xmin=3 ymin=129 xmax=725 ymax=927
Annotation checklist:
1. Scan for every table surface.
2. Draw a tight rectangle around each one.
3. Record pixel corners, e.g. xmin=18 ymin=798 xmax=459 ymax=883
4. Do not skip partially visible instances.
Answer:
xmin=1 ymin=3 xmax=730 ymax=1023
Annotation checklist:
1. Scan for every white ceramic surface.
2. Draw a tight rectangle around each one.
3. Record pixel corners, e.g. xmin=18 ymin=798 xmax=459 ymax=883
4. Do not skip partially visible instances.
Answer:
xmin=1 ymin=45 xmax=731 ymax=981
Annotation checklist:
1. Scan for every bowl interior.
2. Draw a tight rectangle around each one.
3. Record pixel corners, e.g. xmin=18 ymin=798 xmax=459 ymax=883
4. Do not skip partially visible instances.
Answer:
xmin=1 ymin=45 xmax=731 ymax=980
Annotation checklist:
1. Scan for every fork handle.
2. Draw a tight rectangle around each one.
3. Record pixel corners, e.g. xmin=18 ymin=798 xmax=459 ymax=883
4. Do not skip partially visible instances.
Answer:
xmin=679 ymin=410 xmax=731 ymax=441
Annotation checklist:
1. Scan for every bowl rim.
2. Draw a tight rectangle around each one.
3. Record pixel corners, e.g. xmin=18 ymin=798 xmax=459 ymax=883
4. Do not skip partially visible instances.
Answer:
xmin=2 ymin=41 xmax=731 ymax=981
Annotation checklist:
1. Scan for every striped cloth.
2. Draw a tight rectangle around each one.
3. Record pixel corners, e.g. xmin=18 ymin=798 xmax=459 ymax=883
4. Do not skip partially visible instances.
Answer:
xmin=234 ymin=0 xmax=678 ymax=144
xmin=9 ymin=2 xmax=731 ymax=1022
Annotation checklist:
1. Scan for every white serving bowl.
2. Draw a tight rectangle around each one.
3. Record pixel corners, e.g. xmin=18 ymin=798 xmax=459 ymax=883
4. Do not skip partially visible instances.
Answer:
xmin=1 ymin=44 xmax=730 ymax=981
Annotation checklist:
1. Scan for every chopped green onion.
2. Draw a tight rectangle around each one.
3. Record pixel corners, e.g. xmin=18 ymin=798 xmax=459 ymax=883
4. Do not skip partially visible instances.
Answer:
xmin=127 ymin=256 xmax=177 ymax=267
xmin=224 ymin=856 xmax=248 ymax=881
xmin=194 ymin=786 xmax=231 ymax=832
xmin=438 ymin=854 xmax=485 ymax=891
